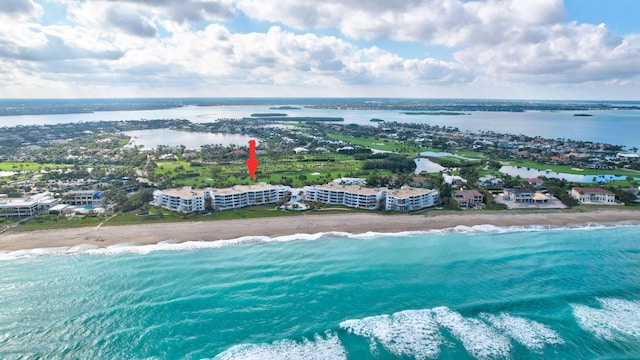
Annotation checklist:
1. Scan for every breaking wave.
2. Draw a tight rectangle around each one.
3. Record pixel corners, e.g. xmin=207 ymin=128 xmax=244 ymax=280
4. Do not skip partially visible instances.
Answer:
xmin=210 ymin=332 xmax=346 ymax=360
xmin=571 ymin=298 xmax=640 ymax=341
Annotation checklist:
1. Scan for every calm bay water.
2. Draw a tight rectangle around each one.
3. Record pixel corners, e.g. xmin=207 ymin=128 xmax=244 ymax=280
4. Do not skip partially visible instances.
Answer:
xmin=1 ymin=226 xmax=640 ymax=359
xmin=0 ymin=105 xmax=638 ymax=150
xmin=124 ymin=129 xmax=252 ymax=149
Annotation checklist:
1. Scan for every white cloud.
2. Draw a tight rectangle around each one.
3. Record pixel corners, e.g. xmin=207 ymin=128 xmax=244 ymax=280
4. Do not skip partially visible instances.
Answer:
xmin=235 ymin=0 xmax=566 ymax=46
xmin=0 ymin=0 xmax=638 ymax=98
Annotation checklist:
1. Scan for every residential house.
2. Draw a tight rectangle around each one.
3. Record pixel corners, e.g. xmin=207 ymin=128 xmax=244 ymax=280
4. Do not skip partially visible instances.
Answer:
xmin=571 ymin=187 xmax=617 ymax=205
xmin=452 ymin=189 xmax=485 ymax=208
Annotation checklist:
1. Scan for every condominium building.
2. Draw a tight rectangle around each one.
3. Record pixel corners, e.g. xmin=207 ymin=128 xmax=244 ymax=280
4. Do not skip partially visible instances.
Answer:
xmin=303 ymin=183 xmax=383 ymax=210
xmin=152 ymin=186 xmax=206 ymax=213
xmin=304 ymin=183 xmax=440 ymax=212
xmin=152 ymin=183 xmax=291 ymax=212
xmin=209 ymin=183 xmax=291 ymax=211
xmin=62 ymin=190 xmax=104 ymax=207
xmin=386 ymin=187 xmax=440 ymax=212
xmin=0 ymin=192 xmax=58 ymax=218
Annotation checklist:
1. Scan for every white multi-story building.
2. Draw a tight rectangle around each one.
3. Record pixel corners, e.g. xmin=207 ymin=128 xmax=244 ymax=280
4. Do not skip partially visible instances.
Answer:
xmin=304 ymin=183 xmax=439 ymax=212
xmin=208 ymin=183 xmax=291 ymax=211
xmin=386 ymin=187 xmax=440 ymax=212
xmin=62 ymin=190 xmax=104 ymax=207
xmin=152 ymin=183 xmax=291 ymax=213
xmin=152 ymin=186 xmax=206 ymax=213
xmin=0 ymin=192 xmax=58 ymax=218
xmin=571 ymin=187 xmax=617 ymax=204
xmin=332 ymin=177 xmax=367 ymax=186
xmin=304 ymin=183 xmax=382 ymax=210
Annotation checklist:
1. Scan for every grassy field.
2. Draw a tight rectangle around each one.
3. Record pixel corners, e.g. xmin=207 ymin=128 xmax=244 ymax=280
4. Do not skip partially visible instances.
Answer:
xmin=14 ymin=214 xmax=103 ymax=230
xmin=0 ymin=162 xmax=71 ymax=171
xmin=155 ymin=154 xmax=390 ymax=188
xmin=327 ymin=134 xmax=426 ymax=153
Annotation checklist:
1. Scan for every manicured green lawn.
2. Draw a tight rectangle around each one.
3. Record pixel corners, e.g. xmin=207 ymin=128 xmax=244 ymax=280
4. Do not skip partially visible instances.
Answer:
xmin=327 ymin=134 xmax=425 ymax=153
xmin=0 ymin=162 xmax=71 ymax=171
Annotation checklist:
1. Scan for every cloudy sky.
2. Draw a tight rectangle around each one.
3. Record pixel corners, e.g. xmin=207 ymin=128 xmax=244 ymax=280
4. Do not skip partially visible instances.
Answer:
xmin=1 ymin=0 xmax=638 ymax=99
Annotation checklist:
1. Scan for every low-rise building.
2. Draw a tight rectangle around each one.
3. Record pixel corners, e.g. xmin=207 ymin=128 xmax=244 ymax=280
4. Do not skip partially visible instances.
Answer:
xmin=503 ymin=188 xmax=535 ymax=203
xmin=452 ymin=189 xmax=485 ymax=208
xmin=62 ymin=190 xmax=104 ymax=207
xmin=152 ymin=184 xmax=291 ymax=213
xmin=385 ymin=187 xmax=440 ymax=212
xmin=209 ymin=183 xmax=290 ymax=211
xmin=304 ymin=183 xmax=439 ymax=212
xmin=571 ymin=187 xmax=617 ymax=204
xmin=332 ymin=177 xmax=367 ymax=186
xmin=0 ymin=192 xmax=58 ymax=218
xmin=524 ymin=178 xmax=544 ymax=188
xmin=152 ymin=186 xmax=206 ymax=213
xmin=304 ymin=183 xmax=382 ymax=210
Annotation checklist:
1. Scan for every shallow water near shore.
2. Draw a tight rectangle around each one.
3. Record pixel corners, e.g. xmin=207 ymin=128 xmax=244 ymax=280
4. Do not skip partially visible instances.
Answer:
xmin=1 ymin=225 xmax=640 ymax=359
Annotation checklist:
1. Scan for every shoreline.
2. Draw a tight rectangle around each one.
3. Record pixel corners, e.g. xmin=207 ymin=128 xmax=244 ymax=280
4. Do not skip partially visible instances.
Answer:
xmin=1 ymin=209 xmax=640 ymax=252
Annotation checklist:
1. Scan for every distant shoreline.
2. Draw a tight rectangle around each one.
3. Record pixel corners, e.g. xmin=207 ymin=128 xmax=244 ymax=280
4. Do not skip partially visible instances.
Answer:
xmin=2 ymin=209 xmax=639 ymax=252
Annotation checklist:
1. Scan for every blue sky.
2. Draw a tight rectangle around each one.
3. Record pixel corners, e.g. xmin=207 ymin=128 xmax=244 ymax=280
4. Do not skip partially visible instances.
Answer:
xmin=0 ymin=0 xmax=638 ymax=99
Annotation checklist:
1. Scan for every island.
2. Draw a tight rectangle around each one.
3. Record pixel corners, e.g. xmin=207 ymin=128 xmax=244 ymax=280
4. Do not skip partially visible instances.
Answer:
xmin=250 ymin=113 xmax=288 ymax=117
xmin=402 ymin=111 xmax=469 ymax=115
xmin=269 ymin=106 xmax=301 ymax=110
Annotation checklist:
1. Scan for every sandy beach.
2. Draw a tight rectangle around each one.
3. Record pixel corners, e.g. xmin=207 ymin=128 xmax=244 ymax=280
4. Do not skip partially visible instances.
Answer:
xmin=1 ymin=209 xmax=640 ymax=251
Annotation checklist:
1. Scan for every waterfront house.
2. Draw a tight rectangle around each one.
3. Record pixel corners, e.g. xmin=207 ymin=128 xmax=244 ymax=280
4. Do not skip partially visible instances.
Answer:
xmin=452 ymin=189 xmax=485 ymax=208
xmin=571 ymin=187 xmax=617 ymax=205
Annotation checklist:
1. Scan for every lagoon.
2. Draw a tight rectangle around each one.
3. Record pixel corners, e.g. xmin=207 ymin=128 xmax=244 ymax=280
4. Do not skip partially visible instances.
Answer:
xmin=499 ymin=165 xmax=639 ymax=183
xmin=414 ymin=158 xmax=445 ymax=174
xmin=124 ymin=129 xmax=253 ymax=150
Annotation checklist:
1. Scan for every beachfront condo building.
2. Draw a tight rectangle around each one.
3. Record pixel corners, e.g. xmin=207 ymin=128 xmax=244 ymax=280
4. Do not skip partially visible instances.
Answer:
xmin=303 ymin=183 xmax=382 ymax=210
xmin=304 ymin=183 xmax=440 ymax=212
xmin=0 ymin=192 xmax=58 ymax=218
xmin=152 ymin=184 xmax=291 ymax=213
xmin=152 ymin=186 xmax=207 ymax=213
xmin=61 ymin=190 xmax=104 ymax=207
xmin=385 ymin=187 xmax=440 ymax=212
xmin=208 ymin=183 xmax=291 ymax=211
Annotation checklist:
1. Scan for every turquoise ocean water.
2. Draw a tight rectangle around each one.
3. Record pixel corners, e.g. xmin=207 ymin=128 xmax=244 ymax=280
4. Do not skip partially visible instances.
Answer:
xmin=1 ymin=225 xmax=640 ymax=359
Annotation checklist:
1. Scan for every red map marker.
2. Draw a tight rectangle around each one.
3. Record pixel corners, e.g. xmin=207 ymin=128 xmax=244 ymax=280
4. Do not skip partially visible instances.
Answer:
xmin=246 ymin=139 xmax=259 ymax=180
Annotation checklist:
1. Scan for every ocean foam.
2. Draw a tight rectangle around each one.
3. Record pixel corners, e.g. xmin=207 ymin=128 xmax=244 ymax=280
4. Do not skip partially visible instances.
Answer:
xmin=571 ymin=298 xmax=640 ymax=341
xmin=340 ymin=309 xmax=443 ymax=360
xmin=210 ymin=332 xmax=346 ymax=360
xmin=480 ymin=313 xmax=564 ymax=351
xmin=432 ymin=306 xmax=511 ymax=360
